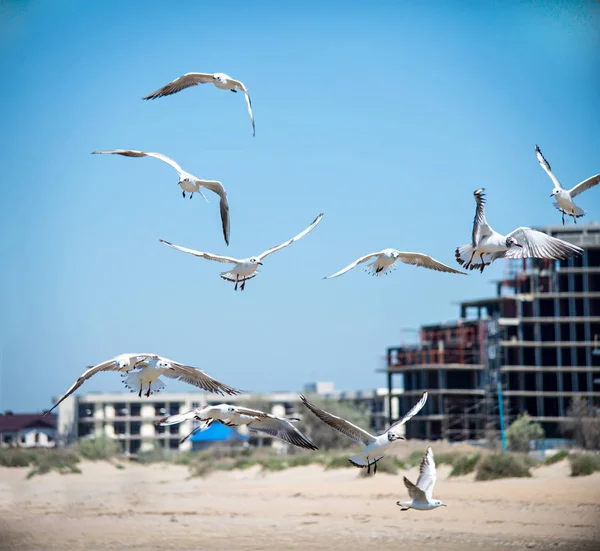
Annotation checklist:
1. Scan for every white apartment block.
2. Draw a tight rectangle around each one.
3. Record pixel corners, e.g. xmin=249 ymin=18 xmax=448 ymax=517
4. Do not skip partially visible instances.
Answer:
xmin=55 ymin=382 xmax=404 ymax=455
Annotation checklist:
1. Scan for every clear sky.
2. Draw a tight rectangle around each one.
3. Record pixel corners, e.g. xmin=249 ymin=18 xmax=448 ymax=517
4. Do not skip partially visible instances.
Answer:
xmin=0 ymin=0 xmax=598 ymax=412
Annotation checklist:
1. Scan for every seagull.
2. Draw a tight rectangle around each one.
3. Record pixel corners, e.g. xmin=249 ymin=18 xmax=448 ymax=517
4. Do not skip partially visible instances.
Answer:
xmin=159 ymin=213 xmax=323 ymax=291
xmin=45 ymin=353 xmax=241 ymax=414
xmin=92 ymin=149 xmax=230 ymax=246
xmin=157 ymin=404 xmax=318 ymax=450
xmin=324 ymin=249 xmax=466 ymax=279
xmin=143 ymin=72 xmax=255 ymax=137
xmin=535 ymin=145 xmax=600 ymax=225
xmin=300 ymin=391 xmax=428 ymax=475
xmin=455 ymin=189 xmax=583 ymax=273
xmin=397 ymin=447 xmax=446 ymax=511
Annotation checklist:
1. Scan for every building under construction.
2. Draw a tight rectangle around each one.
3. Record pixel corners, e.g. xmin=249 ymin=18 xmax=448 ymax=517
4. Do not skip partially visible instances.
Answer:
xmin=384 ymin=223 xmax=600 ymax=441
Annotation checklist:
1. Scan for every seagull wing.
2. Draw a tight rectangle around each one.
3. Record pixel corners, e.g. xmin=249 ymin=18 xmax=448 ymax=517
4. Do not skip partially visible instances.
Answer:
xmin=143 ymin=72 xmax=215 ymax=100
xmin=415 ymin=447 xmax=437 ymax=501
xmin=394 ymin=252 xmax=467 ymax=275
xmin=248 ymin=416 xmax=319 ymax=451
xmin=504 ymin=227 xmax=583 ymax=260
xmin=535 ymin=145 xmax=563 ymax=190
xmin=323 ymin=252 xmax=381 ymax=279
xmin=229 ymin=79 xmax=256 ymax=137
xmin=45 ymin=360 xmax=121 ymax=414
xmin=198 ymin=180 xmax=230 ymax=246
xmin=258 ymin=213 xmax=324 ymax=260
xmin=156 ymin=408 xmax=200 ymax=426
xmin=386 ymin=391 xmax=428 ymax=435
xmin=180 ymin=419 xmax=213 ymax=443
xmin=158 ymin=359 xmax=242 ymax=396
xmin=569 ymin=174 xmax=600 ymax=198
xmin=159 ymin=240 xmax=240 ymax=264
xmin=300 ymin=394 xmax=375 ymax=445
xmin=403 ymin=476 xmax=427 ymax=502
xmin=471 ymin=188 xmax=491 ymax=246
xmin=92 ymin=150 xmax=184 ymax=174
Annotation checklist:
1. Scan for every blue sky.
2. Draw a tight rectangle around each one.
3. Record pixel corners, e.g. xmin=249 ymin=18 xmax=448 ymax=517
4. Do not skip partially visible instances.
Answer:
xmin=1 ymin=0 xmax=598 ymax=412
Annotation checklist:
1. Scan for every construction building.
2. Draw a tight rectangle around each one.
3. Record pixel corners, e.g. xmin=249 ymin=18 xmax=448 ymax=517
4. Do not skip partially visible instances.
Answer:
xmin=384 ymin=223 xmax=600 ymax=441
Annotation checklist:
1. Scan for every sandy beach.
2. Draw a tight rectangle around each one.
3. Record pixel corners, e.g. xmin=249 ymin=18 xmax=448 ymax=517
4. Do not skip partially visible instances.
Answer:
xmin=0 ymin=457 xmax=599 ymax=551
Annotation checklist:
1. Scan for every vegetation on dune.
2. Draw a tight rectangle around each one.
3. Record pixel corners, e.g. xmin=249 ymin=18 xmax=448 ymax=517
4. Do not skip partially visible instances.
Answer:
xmin=568 ymin=453 xmax=600 ymax=477
xmin=449 ymin=453 xmax=481 ymax=477
xmin=77 ymin=436 xmax=121 ymax=460
xmin=543 ymin=450 xmax=569 ymax=466
xmin=506 ymin=413 xmax=545 ymax=453
xmin=563 ymin=397 xmax=600 ymax=450
xmin=0 ymin=447 xmax=81 ymax=478
xmin=475 ymin=453 xmax=532 ymax=481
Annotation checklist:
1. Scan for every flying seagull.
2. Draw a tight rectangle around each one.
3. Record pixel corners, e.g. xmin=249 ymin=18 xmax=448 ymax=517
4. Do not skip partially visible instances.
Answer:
xmin=157 ymin=404 xmax=318 ymax=450
xmin=92 ymin=149 xmax=230 ymax=246
xmin=300 ymin=391 xmax=428 ymax=475
xmin=455 ymin=189 xmax=583 ymax=273
xmin=397 ymin=447 xmax=447 ymax=511
xmin=324 ymin=249 xmax=466 ymax=279
xmin=535 ymin=145 xmax=600 ymax=225
xmin=143 ymin=72 xmax=255 ymax=137
xmin=45 ymin=353 xmax=241 ymax=414
xmin=160 ymin=213 xmax=323 ymax=291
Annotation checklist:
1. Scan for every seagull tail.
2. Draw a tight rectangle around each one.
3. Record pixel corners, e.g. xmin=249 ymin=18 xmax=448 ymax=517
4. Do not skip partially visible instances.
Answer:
xmin=553 ymin=202 xmax=584 ymax=218
xmin=455 ymin=244 xmax=475 ymax=268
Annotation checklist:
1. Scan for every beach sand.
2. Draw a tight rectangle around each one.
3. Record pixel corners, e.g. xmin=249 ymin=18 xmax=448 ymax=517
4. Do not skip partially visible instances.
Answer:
xmin=1 ymin=458 xmax=599 ymax=551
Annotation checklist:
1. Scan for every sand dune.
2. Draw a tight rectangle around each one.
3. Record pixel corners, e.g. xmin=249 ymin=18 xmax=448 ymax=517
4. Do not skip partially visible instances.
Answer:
xmin=0 ymin=459 xmax=599 ymax=550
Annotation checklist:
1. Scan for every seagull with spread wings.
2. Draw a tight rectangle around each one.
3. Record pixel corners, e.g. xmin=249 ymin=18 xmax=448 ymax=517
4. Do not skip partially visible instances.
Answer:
xmin=143 ymin=72 xmax=255 ymax=137
xmin=455 ymin=189 xmax=583 ymax=273
xmin=92 ymin=149 xmax=230 ymax=246
xmin=157 ymin=404 xmax=318 ymax=450
xmin=159 ymin=213 xmax=323 ymax=291
xmin=397 ymin=447 xmax=447 ymax=511
xmin=324 ymin=248 xmax=466 ymax=279
xmin=45 ymin=353 xmax=241 ymax=414
xmin=300 ymin=391 xmax=428 ymax=475
xmin=535 ymin=144 xmax=600 ymax=225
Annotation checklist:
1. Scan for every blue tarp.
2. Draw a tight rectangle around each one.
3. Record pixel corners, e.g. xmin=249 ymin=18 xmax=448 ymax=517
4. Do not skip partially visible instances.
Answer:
xmin=189 ymin=422 xmax=248 ymax=443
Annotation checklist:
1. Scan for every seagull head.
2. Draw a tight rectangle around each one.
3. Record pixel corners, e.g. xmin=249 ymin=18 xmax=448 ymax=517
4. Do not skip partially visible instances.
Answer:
xmin=387 ymin=431 xmax=404 ymax=442
xmin=250 ymin=257 xmax=263 ymax=266
xmin=550 ymin=188 xmax=560 ymax=197
xmin=506 ymin=237 xmax=523 ymax=249
xmin=434 ymin=500 xmax=447 ymax=508
xmin=155 ymin=360 xmax=171 ymax=370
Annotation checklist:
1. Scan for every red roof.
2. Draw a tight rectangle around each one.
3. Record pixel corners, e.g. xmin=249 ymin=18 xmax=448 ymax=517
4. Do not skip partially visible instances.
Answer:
xmin=0 ymin=413 xmax=56 ymax=432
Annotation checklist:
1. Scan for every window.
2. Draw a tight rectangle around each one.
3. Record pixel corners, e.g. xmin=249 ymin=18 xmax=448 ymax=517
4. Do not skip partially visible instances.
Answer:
xmin=154 ymin=403 xmax=167 ymax=416
xmin=169 ymin=403 xmax=180 ymax=415
xmin=114 ymin=403 xmax=128 ymax=417
xmin=114 ymin=422 xmax=126 ymax=435
xmin=34 ymin=432 xmax=40 ymax=443
xmin=78 ymin=404 xmax=95 ymax=418
xmin=130 ymin=422 xmax=141 ymax=436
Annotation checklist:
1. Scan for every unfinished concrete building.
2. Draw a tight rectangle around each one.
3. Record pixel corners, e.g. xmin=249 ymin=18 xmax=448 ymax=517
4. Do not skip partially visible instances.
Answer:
xmin=384 ymin=223 xmax=600 ymax=441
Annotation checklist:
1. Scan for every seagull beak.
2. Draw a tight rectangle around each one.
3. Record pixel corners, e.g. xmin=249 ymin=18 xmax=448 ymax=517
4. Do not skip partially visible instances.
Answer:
xmin=441 ymin=504 xmax=447 ymax=507
xmin=550 ymin=193 xmax=554 ymax=197
xmin=514 ymin=243 xmax=523 ymax=248
xmin=258 ymin=262 xmax=263 ymax=266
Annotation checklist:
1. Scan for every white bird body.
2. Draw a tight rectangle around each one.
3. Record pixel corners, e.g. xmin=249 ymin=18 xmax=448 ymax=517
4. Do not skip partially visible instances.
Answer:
xmin=91 ymin=150 xmax=230 ymax=245
xmin=455 ymin=188 xmax=583 ymax=272
xmin=300 ymin=391 xmax=428 ymax=475
xmin=157 ymin=404 xmax=318 ymax=450
xmin=160 ymin=213 xmax=323 ymax=291
xmin=397 ymin=447 xmax=446 ymax=511
xmin=143 ymin=72 xmax=255 ymax=136
xmin=535 ymin=145 xmax=599 ymax=224
xmin=324 ymin=247 xmax=465 ymax=279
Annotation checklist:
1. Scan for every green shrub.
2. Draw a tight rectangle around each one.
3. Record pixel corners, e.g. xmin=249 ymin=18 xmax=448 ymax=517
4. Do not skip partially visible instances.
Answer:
xmin=569 ymin=453 xmax=600 ymax=477
xmin=506 ymin=413 xmax=545 ymax=452
xmin=136 ymin=446 xmax=173 ymax=464
xmin=325 ymin=455 xmax=353 ymax=469
xmin=189 ymin=460 xmax=214 ymax=477
xmin=77 ymin=436 xmax=120 ymax=460
xmin=0 ymin=448 xmax=38 ymax=467
xmin=358 ymin=457 xmax=398 ymax=477
xmin=26 ymin=449 xmax=81 ymax=479
xmin=287 ymin=453 xmax=323 ymax=468
xmin=261 ymin=458 xmax=288 ymax=471
xmin=449 ymin=454 xmax=480 ymax=477
xmin=544 ymin=450 xmax=569 ymax=466
xmin=475 ymin=453 xmax=531 ymax=481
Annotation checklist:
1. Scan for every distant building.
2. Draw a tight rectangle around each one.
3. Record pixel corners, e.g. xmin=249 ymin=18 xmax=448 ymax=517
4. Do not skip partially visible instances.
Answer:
xmin=384 ymin=223 xmax=600 ymax=441
xmin=54 ymin=383 xmax=403 ymax=455
xmin=0 ymin=412 xmax=57 ymax=448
